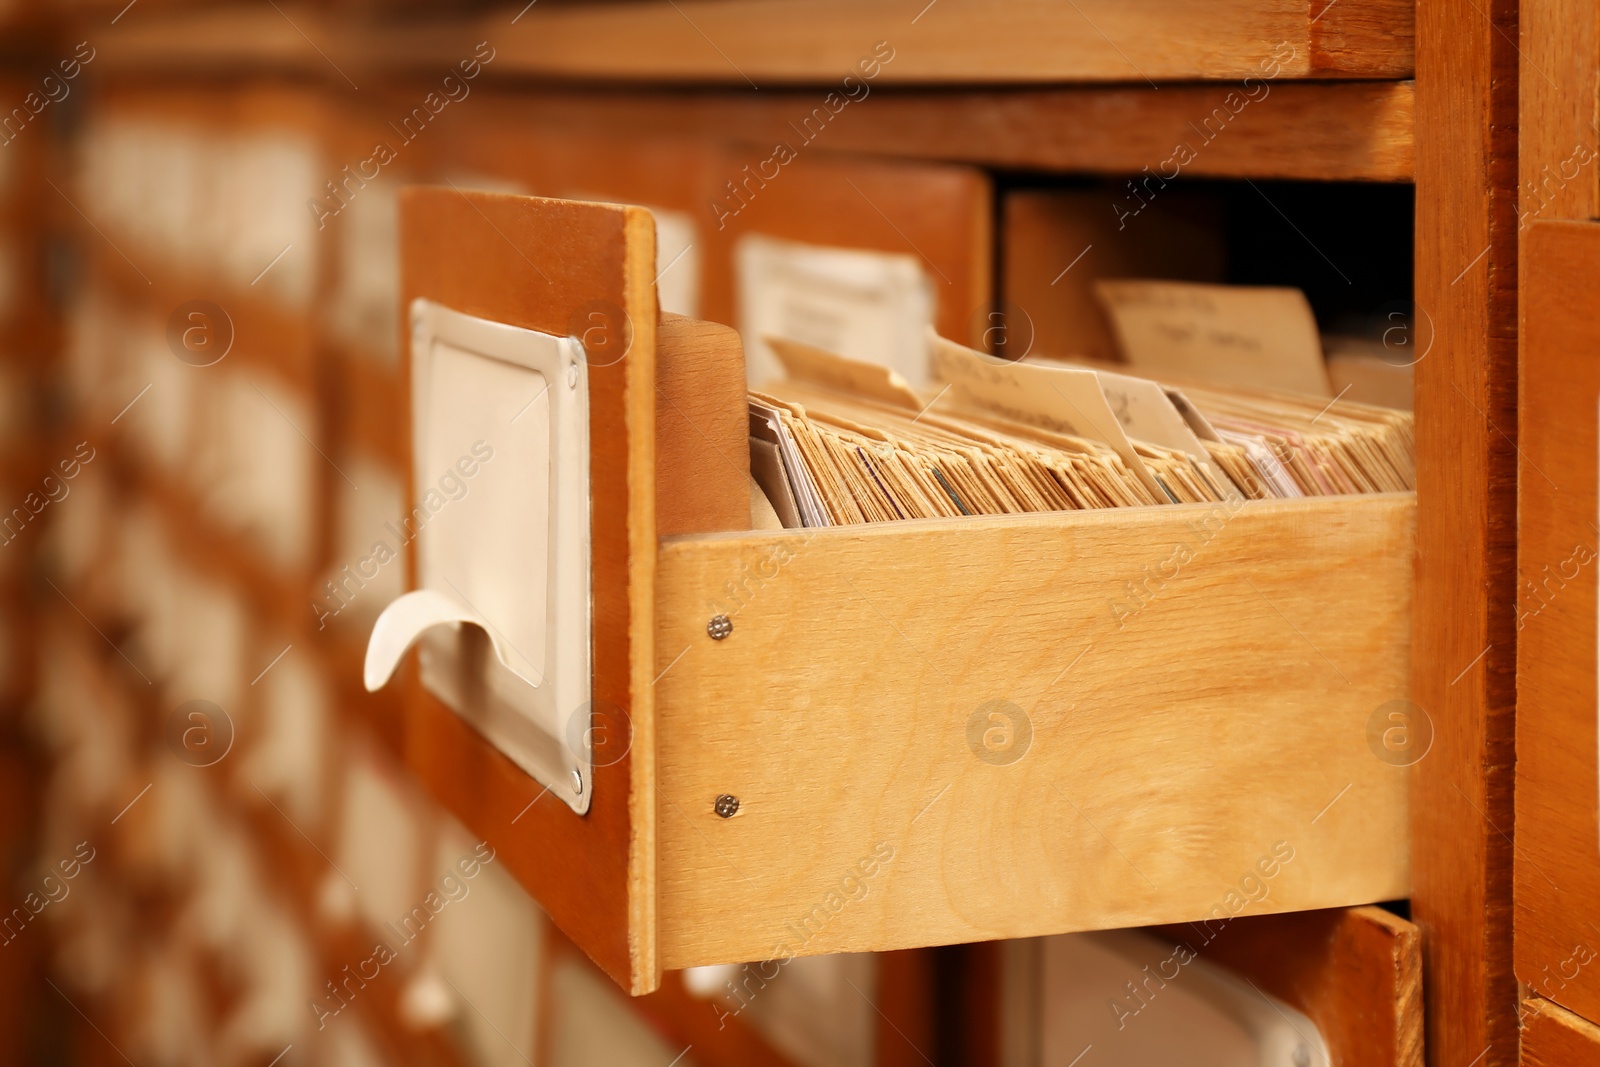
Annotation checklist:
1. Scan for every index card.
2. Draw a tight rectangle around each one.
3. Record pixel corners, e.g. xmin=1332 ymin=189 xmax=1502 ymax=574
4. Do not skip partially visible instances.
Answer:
xmin=1095 ymin=280 xmax=1332 ymax=398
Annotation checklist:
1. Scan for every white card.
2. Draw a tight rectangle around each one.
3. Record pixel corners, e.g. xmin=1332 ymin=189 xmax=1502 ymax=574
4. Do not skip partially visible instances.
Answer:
xmin=737 ymin=233 xmax=934 ymax=388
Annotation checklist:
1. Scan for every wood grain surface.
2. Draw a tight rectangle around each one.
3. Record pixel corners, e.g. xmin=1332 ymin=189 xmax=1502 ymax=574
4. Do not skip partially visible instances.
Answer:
xmin=86 ymin=53 xmax=1416 ymax=182
xmin=1309 ymin=0 xmax=1416 ymax=76
xmin=656 ymin=314 xmax=752 ymax=536
xmin=1413 ymin=0 xmax=1522 ymax=1058
xmin=1515 ymin=21 xmax=1600 ymax=1059
xmin=652 ymin=495 xmax=1414 ymax=967
xmin=1161 ymin=905 xmax=1422 ymax=1067
xmin=92 ymin=0 xmax=1414 ymax=84
xmin=466 ymin=82 xmax=1414 ymax=185
xmin=1519 ymin=0 xmax=1600 ymax=229
xmin=398 ymin=188 xmax=660 ymax=992
xmin=482 ymin=0 xmax=1411 ymax=84
xmin=1516 ymin=220 xmax=1600 ymax=1027
xmin=1521 ymin=996 xmax=1600 ymax=1065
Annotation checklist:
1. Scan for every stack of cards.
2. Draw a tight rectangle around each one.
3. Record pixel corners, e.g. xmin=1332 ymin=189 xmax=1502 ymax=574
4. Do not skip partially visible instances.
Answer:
xmin=747 ymin=335 xmax=1415 ymax=528
xmin=1174 ymin=382 xmax=1414 ymax=497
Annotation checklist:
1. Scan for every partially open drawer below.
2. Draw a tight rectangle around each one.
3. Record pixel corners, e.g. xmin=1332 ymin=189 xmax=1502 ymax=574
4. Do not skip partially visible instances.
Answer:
xmin=652 ymin=494 xmax=1414 ymax=969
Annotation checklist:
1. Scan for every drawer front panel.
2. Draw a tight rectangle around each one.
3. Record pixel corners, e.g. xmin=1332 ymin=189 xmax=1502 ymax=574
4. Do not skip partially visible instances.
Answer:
xmin=1522 ymin=997 xmax=1600 ymax=1065
xmin=1159 ymin=905 xmax=1421 ymax=1066
xmin=398 ymin=189 xmax=660 ymax=992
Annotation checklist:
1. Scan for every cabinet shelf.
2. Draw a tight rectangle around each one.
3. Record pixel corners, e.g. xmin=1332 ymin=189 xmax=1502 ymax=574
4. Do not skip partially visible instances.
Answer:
xmin=483 ymin=0 xmax=1413 ymax=85
xmin=496 ymin=81 xmax=1414 ymax=183
xmin=94 ymin=0 xmax=1415 ymax=85
xmin=91 ymin=4 xmax=1414 ymax=182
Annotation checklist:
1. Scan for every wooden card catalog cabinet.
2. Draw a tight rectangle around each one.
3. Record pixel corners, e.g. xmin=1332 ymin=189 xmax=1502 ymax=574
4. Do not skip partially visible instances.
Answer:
xmin=379 ymin=189 xmax=1413 ymax=995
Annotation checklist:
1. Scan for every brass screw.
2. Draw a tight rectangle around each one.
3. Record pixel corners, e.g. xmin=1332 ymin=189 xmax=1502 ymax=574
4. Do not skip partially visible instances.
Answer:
xmin=714 ymin=794 xmax=740 ymax=819
xmin=707 ymin=615 xmax=732 ymax=640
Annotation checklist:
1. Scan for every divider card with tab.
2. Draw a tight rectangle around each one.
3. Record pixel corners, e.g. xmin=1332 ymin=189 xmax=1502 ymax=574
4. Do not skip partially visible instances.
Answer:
xmin=1095 ymin=279 xmax=1334 ymax=398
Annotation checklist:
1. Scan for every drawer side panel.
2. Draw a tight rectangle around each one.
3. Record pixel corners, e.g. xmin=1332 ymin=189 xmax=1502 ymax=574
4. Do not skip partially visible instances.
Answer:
xmin=653 ymin=496 xmax=1413 ymax=966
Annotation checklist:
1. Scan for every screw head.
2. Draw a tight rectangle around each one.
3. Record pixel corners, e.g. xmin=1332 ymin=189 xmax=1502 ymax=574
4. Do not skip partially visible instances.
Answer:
xmin=570 ymin=768 xmax=583 ymax=795
xmin=714 ymin=794 xmax=739 ymax=819
xmin=707 ymin=615 xmax=733 ymax=640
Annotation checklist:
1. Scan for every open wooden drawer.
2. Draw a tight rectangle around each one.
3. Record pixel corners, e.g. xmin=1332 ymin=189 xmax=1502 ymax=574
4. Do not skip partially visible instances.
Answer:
xmin=387 ymin=189 xmax=1412 ymax=995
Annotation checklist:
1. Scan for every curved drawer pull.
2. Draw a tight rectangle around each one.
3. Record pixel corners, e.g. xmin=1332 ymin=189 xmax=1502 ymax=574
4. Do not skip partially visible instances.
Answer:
xmin=363 ymin=588 xmax=532 ymax=693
